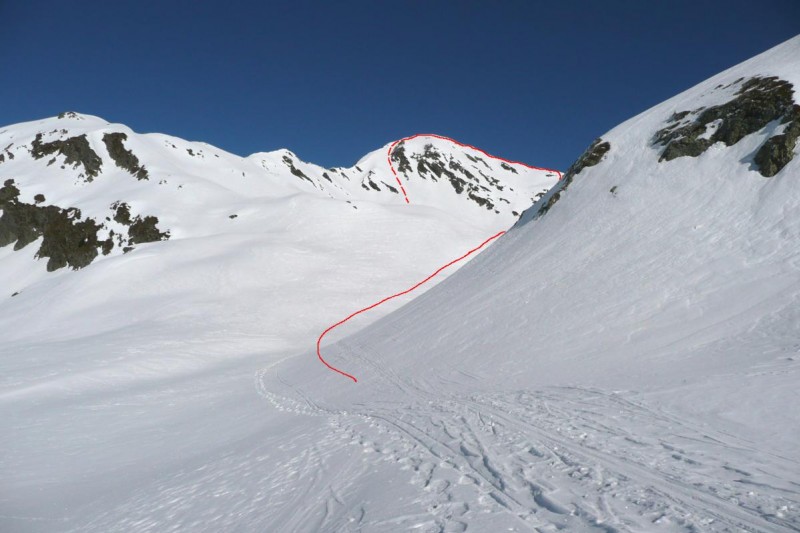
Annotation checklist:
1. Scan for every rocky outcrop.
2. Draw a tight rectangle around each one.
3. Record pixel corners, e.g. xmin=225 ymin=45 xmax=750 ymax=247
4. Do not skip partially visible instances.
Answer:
xmin=391 ymin=145 xmax=413 ymax=174
xmin=30 ymin=133 xmax=103 ymax=181
xmin=653 ymin=76 xmax=799 ymax=177
xmin=103 ymin=132 xmax=149 ymax=180
xmin=753 ymin=106 xmax=800 ymax=177
xmin=393 ymin=142 xmax=502 ymax=211
xmin=0 ymin=180 xmax=169 ymax=271
xmin=111 ymin=202 xmax=169 ymax=251
xmin=0 ymin=179 xmax=109 ymax=270
xmin=533 ymin=138 xmax=611 ymax=219
xmin=282 ymin=155 xmax=314 ymax=184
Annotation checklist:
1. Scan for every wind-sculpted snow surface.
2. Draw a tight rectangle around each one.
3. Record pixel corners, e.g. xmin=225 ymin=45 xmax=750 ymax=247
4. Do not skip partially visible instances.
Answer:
xmin=257 ymin=366 xmax=799 ymax=531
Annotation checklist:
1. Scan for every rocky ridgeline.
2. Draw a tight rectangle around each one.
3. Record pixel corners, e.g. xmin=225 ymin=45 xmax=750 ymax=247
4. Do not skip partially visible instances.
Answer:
xmin=391 ymin=142 xmax=553 ymax=214
xmin=0 ymin=115 xmax=553 ymax=274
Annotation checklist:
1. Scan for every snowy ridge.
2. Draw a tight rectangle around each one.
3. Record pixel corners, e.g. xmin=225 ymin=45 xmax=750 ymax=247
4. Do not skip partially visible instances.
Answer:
xmin=0 ymin=113 xmax=553 ymax=245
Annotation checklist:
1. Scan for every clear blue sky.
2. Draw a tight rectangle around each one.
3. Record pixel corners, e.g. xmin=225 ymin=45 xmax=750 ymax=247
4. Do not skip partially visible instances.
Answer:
xmin=2 ymin=1 xmax=798 ymax=170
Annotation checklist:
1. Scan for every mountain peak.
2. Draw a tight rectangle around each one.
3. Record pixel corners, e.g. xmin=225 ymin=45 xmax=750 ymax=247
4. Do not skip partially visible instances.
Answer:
xmin=0 ymin=119 xmax=559 ymax=277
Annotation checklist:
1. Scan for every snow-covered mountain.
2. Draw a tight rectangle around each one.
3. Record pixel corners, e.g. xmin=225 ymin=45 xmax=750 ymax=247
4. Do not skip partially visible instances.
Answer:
xmin=0 ymin=113 xmax=558 ymax=531
xmin=0 ymin=112 xmax=555 ymax=354
xmin=3 ymin=33 xmax=799 ymax=532
xmin=0 ymin=113 xmax=553 ymax=272
xmin=256 ymin=36 xmax=800 ymax=531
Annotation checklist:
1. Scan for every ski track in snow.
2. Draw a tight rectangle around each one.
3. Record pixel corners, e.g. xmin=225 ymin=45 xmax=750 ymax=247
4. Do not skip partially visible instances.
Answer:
xmin=257 ymin=342 xmax=800 ymax=532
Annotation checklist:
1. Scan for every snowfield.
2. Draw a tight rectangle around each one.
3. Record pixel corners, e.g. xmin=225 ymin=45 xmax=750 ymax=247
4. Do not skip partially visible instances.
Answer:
xmin=2 ymin=35 xmax=800 ymax=532
xmin=0 ymin=111 xmax=555 ymax=531
xmin=260 ymin=35 xmax=800 ymax=531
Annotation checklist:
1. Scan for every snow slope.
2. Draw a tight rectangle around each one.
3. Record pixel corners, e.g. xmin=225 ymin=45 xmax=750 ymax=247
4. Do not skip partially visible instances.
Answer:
xmin=4 ymin=35 xmax=800 ymax=533
xmin=0 ymin=113 xmax=556 ymax=345
xmin=254 ymin=36 xmax=800 ymax=531
xmin=0 ymin=115 xmax=557 ymax=530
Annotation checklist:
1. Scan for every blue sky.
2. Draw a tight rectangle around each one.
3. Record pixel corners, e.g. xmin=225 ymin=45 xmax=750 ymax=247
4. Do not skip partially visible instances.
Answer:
xmin=2 ymin=1 xmax=798 ymax=170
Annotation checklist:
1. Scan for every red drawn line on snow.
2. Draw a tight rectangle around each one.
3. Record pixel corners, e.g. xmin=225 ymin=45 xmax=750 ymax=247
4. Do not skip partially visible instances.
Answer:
xmin=317 ymin=231 xmax=506 ymax=383
xmin=318 ymin=134 xmax=563 ymax=383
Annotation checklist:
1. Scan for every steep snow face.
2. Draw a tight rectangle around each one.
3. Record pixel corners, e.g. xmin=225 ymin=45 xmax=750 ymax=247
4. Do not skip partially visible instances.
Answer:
xmin=258 ymin=36 xmax=800 ymax=530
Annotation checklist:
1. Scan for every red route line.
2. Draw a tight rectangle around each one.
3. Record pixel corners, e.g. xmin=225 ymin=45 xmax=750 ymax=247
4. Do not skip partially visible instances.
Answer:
xmin=318 ymin=134 xmax=563 ymax=383
xmin=316 ymin=231 xmax=505 ymax=383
